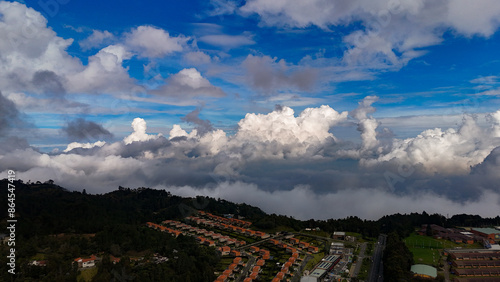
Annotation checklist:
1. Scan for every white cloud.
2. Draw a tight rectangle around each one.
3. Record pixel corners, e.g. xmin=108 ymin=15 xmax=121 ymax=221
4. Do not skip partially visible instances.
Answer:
xmin=66 ymin=45 xmax=135 ymax=93
xmin=64 ymin=141 xmax=106 ymax=152
xmin=362 ymin=115 xmax=500 ymax=175
xmin=125 ymin=25 xmax=187 ymax=58
xmin=153 ymin=68 xmax=226 ymax=98
xmin=123 ymin=118 xmax=162 ymax=145
xmin=0 ymin=1 xmax=82 ymax=93
xmin=239 ymin=0 xmax=500 ymax=69
xmin=79 ymin=30 xmax=115 ymax=51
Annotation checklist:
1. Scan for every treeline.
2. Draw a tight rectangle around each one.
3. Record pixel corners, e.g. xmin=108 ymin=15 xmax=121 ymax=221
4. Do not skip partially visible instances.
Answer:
xmin=1 ymin=179 xmax=500 ymax=281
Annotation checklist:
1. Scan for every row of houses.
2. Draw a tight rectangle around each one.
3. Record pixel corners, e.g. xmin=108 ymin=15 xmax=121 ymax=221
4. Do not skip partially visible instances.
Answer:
xmin=216 ymin=257 xmax=246 ymax=282
xmin=146 ymin=222 xmax=182 ymax=237
xmin=289 ymin=237 xmax=320 ymax=253
xmin=186 ymin=214 xmax=270 ymax=240
xmin=161 ymin=220 xmax=247 ymax=247
xmin=199 ymin=211 xmax=252 ymax=228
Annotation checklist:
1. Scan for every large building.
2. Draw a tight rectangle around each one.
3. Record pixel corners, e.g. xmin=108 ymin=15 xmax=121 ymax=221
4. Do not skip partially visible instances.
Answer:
xmin=471 ymin=228 xmax=500 ymax=243
xmin=446 ymin=249 xmax=500 ymax=279
xmin=411 ymin=264 xmax=437 ymax=279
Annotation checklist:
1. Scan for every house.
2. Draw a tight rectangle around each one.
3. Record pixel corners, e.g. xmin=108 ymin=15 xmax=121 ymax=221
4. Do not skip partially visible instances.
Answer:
xmin=276 ymin=271 xmax=285 ymax=280
xmin=250 ymin=246 xmax=260 ymax=253
xmin=216 ymin=274 xmax=228 ymax=282
xmin=233 ymin=257 xmax=243 ymax=265
xmin=308 ymin=246 xmax=319 ymax=253
xmin=290 ymin=238 xmax=299 ymax=244
xmin=252 ymin=266 xmax=261 ymax=273
xmin=74 ymin=254 xmax=97 ymax=268
xmin=219 ymin=246 xmax=231 ymax=256
xmin=256 ymin=259 xmax=265 ymax=266
xmin=243 ymin=278 xmax=252 ymax=282
xmin=299 ymin=242 xmax=310 ymax=248
xmin=333 ymin=231 xmax=346 ymax=240
xmin=249 ymin=272 xmax=259 ymax=280
xmin=230 ymin=250 xmax=241 ymax=257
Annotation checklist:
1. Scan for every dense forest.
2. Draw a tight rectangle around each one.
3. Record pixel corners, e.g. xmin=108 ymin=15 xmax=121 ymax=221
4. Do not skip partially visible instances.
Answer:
xmin=1 ymin=179 xmax=499 ymax=281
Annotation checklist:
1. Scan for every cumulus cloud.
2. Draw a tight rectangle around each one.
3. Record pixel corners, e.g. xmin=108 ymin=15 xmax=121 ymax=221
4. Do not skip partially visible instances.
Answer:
xmin=62 ymin=118 xmax=113 ymax=141
xmin=4 ymin=97 xmax=500 ymax=220
xmin=0 ymin=1 xmax=82 ymax=94
xmin=125 ymin=25 xmax=187 ymax=58
xmin=239 ymin=0 xmax=500 ymax=69
xmin=242 ymin=54 xmax=318 ymax=93
xmin=153 ymin=68 xmax=226 ymax=98
xmin=351 ymin=96 xmax=380 ymax=151
xmin=123 ymin=118 xmax=162 ymax=145
xmin=64 ymin=141 xmax=106 ymax=153
xmin=362 ymin=115 xmax=500 ymax=176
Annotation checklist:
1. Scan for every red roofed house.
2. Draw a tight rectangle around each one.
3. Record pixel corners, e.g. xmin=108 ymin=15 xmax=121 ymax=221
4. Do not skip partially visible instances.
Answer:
xmin=250 ymin=246 xmax=260 ymax=253
xmin=308 ymin=246 xmax=319 ymax=253
xmin=276 ymin=271 xmax=285 ymax=280
xmin=219 ymin=246 xmax=231 ymax=255
xmin=216 ymin=274 xmax=228 ymax=282
xmin=230 ymin=250 xmax=241 ymax=257
xmin=249 ymin=272 xmax=259 ymax=280
xmin=256 ymin=259 xmax=265 ymax=266
xmin=74 ymin=254 xmax=97 ymax=268
xmin=290 ymin=238 xmax=299 ymax=244
xmin=252 ymin=266 xmax=261 ymax=273
xmin=299 ymin=242 xmax=310 ymax=248
xmin=244 ymin=278 xmax=252 ymax=282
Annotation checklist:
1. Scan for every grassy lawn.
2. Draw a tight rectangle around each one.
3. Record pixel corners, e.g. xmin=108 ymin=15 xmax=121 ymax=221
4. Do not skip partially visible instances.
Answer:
xmin=405 ymin=233 xmax=482 ymax=267
xmin=77 ymin=267 xmax=97 ymax=282
xmin=305 ymin=252 xmax=325 ymax=270
xmin=215 ymin=257 xmax=235 ymax=272
xmin=358 ymin=257 xmax=371 ymax=280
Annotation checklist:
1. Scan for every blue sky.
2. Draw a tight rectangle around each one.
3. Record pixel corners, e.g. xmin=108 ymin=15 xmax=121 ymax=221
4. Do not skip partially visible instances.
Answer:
xmin=4 ymin=0 xmax=500 ymax=148
xmin=2 ymin=0 xmax=500 ymax=219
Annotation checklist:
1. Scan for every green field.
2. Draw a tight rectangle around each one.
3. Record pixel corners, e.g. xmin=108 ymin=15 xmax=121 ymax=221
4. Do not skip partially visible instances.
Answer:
xmin=404 ymin=233 xmax=482 ymax=266
xmin=77 ymin=267 xmax=97 ymax=282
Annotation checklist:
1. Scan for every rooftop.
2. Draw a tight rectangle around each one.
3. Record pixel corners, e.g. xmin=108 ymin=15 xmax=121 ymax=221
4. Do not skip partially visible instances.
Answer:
xmin=411 ymin=264 xmax=437 ymax=278
xmin=472 ymin=228 xmax=500 ymax=235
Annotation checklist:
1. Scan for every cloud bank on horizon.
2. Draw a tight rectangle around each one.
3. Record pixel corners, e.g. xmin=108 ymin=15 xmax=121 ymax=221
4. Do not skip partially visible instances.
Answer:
xmin=1 ymin=0 xmax=500 ymax=219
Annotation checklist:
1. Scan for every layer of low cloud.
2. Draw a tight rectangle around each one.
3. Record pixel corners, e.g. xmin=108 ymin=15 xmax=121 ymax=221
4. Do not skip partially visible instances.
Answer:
xmin=3 ymin=99 xmax=500 ymax=219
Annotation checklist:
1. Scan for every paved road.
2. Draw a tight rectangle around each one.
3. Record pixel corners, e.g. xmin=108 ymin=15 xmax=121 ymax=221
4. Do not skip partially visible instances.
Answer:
xmin=368 ymin=234 xmax=386 ymax=282
xmin=352 ymin=242 xmax=367 ymax=277
xmin=292 ymin=254 xmax=313 ymax=282
xmin=236 ymin=252 xmax=256 ymax=282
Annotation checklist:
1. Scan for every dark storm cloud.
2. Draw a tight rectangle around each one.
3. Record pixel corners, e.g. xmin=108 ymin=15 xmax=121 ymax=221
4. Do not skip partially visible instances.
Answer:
xmin=62 ymin=118 xmax=113 ymax=141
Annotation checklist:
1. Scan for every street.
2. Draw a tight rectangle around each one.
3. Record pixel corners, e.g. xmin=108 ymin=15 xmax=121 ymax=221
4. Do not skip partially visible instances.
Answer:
xmin=368 ymin=234 xmax=386 ymax=282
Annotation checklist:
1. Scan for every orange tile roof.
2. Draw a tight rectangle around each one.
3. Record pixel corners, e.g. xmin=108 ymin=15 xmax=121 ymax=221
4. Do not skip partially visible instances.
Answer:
xmin=244 ymin=278 xmax=252 ymax=282
xmin=249 ymin=272 xmax=258 ymax=279
xmin=223 ymin=269 xmax=232 ymax=276
xmin=276 ymin=272 xmax=285 ymax=279
xmin=233 ymin=257 xmax=242 ymax=263
xmin=256 ymin=259 xmax=265 ymax=266
xmin=252 ymin=266 xmax=260 ymax=272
